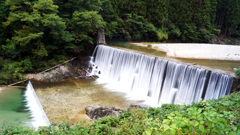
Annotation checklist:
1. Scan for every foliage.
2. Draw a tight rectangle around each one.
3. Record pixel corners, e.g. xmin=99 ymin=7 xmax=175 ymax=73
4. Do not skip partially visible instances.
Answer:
xmin=0 ymin=59 xmax=33 ymax=84
xmin=0 ymin=0 xmax=240 ymax=84
xmin=235 ymin=68 xmax=240 ymax=76
xmin=3 ymin=0 xmax=73 ymax=60
xmin=70 ymin=11 xmax=106 ymax=51
xmin=216 ymin=0 xmax=240 ymax=36
xmin=1 ymin=91 xmax=240 ymax=134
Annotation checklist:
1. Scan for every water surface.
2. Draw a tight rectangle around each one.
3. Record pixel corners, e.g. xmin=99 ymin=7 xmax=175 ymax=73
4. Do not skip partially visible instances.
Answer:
xmin=32 ymin=79 xmax=141 ymax=123
xmin=0 ymin=87 xmax=31 ymax=127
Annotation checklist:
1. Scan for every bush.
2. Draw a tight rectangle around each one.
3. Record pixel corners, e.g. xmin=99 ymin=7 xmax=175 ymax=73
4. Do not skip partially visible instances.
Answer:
xmin=235 ymin=68 xmax=240 ymax=76
xmin=0 ymin=60 xmax=29 ymax=85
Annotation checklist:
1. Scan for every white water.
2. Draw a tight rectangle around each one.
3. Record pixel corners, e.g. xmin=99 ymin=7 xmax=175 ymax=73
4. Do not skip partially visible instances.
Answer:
xmin=91 ymin=45 xmax=233 ymax=106
xmin=25 ymin=81 xmax=50 ymax=130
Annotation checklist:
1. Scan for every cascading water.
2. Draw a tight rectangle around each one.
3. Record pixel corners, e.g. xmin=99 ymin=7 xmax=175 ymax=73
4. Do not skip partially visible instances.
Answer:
xmin=25 ymin=81 xmax=50 ymax=129
xmin=91 ymin=45 xmax=233 ymax=106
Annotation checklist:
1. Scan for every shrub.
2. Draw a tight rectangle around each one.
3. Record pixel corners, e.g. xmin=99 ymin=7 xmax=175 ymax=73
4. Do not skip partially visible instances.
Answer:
xmin=0 ymin=60 xmax=26 ymax=85
xmin=235 ymin=67 xmax=240 ymax=76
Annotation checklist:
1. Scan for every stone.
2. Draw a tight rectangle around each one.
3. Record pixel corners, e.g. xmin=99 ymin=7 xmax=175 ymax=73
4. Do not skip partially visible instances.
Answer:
xmin=33 ymin=57 xmax=97 ymax=82
xmin=69 ymin=110 xmax=92 ymax=124
xmin=85 ymin=106 xmax=123 ymax=120
xmin=128 ymin=104 xmax=144 ymax=110
xmin=85 ymin=105 xmax=100 ymax=113
xmin=112 ymin=111 xmax=120 ymax=117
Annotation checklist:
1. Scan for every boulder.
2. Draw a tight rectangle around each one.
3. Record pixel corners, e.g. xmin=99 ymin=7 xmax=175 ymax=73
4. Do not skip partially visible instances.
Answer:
xmin=85 ymin=106 xmax=123 ymax=120
xmin=69 ymin=109 xmax=92 ymax=124
xmin=128 ymin=104 xmax=144 ymax=110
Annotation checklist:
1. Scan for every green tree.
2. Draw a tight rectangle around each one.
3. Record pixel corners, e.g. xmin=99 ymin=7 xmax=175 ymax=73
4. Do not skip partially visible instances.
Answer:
xmin=225 ymin=0 xmax=240 ymax=36
xmin=0 ymin=1 xmax=9 ymax=55
xmin=216 ymin=0 xmax=240 ymax=36
xmin=145 ymin=0 xmax=169 ymax=28
xmin=70 ymin=11 xmax=106 ymax=53
xmin=53 ymin=0 xmax=106 ymax=53
xmin=168 ymin=0 xmax=217 ymax=42
xmin=2 ymin=0 xmax=73 ymax=60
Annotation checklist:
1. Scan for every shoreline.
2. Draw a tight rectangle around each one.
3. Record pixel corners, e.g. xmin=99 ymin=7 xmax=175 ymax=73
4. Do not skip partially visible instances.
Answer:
xmin=132 ymin=43 xmax=240 ymax=61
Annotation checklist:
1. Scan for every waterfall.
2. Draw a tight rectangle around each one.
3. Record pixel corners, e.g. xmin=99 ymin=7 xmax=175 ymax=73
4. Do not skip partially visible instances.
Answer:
xmin=25 ymin=81 xmax=50 ymax=130
xmin=91 ymin=45 xmax=233 ymax=106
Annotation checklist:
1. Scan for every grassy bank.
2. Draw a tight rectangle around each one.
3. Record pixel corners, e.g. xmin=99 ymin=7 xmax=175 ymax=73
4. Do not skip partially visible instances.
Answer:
xmin=1 ymin=91 xmax=239 ymax=135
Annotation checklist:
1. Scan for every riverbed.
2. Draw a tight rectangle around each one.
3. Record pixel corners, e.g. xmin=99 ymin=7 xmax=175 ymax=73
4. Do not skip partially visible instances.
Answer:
xmin=32 ymin=79 xmax=141 ymax=124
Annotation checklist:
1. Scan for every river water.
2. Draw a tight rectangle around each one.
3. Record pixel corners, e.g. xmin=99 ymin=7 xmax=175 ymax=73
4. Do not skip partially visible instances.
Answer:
xmin=0 ymin=87 xmax=31 ymax=128
xmin=32 ymin=79 xmax=141 ymax=124
xmin=1 ymin=79 xmax=141 ymax=126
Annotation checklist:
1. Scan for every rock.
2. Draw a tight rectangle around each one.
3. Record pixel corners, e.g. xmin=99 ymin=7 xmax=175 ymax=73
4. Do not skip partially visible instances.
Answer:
xmin=85 ymin=106 xmax=123 ymax=120
xmin=86 ymin=105 xmax=100 ymax=112
xmin=33 ymin=57 xmax=97 ymax=82
xmin=69 ymin=110 xmax=92 ymax=124
xmin=112 ymin=111 xmax=120 ymax=117
xmin=92 ymin=75 xmax=99 ymax=79
xmin=128 ymin=104 xmax=144 ymax=110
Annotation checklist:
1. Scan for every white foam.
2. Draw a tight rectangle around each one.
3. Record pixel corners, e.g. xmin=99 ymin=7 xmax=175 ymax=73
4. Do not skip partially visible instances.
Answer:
xmin=25 ymin=81 xmax=50 ymax=130
xmin=90 ymin=45 xmax=233 ymax=107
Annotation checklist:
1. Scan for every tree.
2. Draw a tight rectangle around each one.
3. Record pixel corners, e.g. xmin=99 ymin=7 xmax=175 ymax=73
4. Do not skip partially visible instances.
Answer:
xmin=225 ymin=0 xmax=240 ymax=36
xmin=70 ymin=11 xmax=106 ymax=53
xmin=2 ymin=0 xmax=73 ymax=60
xmin=145 ymin=0 xmax=169 ymax=28
xmin=0 ymin=1 xmax=9 ymax=55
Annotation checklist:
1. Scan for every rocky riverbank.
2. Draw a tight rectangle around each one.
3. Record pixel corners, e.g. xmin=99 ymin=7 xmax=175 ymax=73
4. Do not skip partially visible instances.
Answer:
xmin=33 ymin=57 xmax=97 ymax=82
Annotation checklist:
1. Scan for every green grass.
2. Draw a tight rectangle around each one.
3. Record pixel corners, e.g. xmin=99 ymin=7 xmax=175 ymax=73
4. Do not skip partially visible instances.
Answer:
xmin=1 ymin=91 xmax=239 ymax=134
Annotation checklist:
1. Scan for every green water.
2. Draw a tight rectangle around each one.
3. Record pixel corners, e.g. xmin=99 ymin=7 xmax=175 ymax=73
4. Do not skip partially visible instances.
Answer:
xmin=107 ymin=41 xmax=240 ymax=73
xmin=0 ymin=87 xmax=31 ymax=128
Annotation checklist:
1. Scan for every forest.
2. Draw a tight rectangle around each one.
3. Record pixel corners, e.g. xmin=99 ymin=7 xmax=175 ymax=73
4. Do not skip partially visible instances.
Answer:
xmin=0 ymin=0 xmax=240 ymax=84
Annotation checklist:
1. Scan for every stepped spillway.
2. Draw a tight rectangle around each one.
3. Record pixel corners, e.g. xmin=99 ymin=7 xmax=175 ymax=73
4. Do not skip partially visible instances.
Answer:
xmin=91 ymin=45 xmax=233 ymax=106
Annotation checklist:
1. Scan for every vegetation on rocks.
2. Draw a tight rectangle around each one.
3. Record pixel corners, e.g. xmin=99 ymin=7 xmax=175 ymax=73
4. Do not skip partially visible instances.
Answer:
xmin=1 ymin=91 xmax=239 ymax=134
